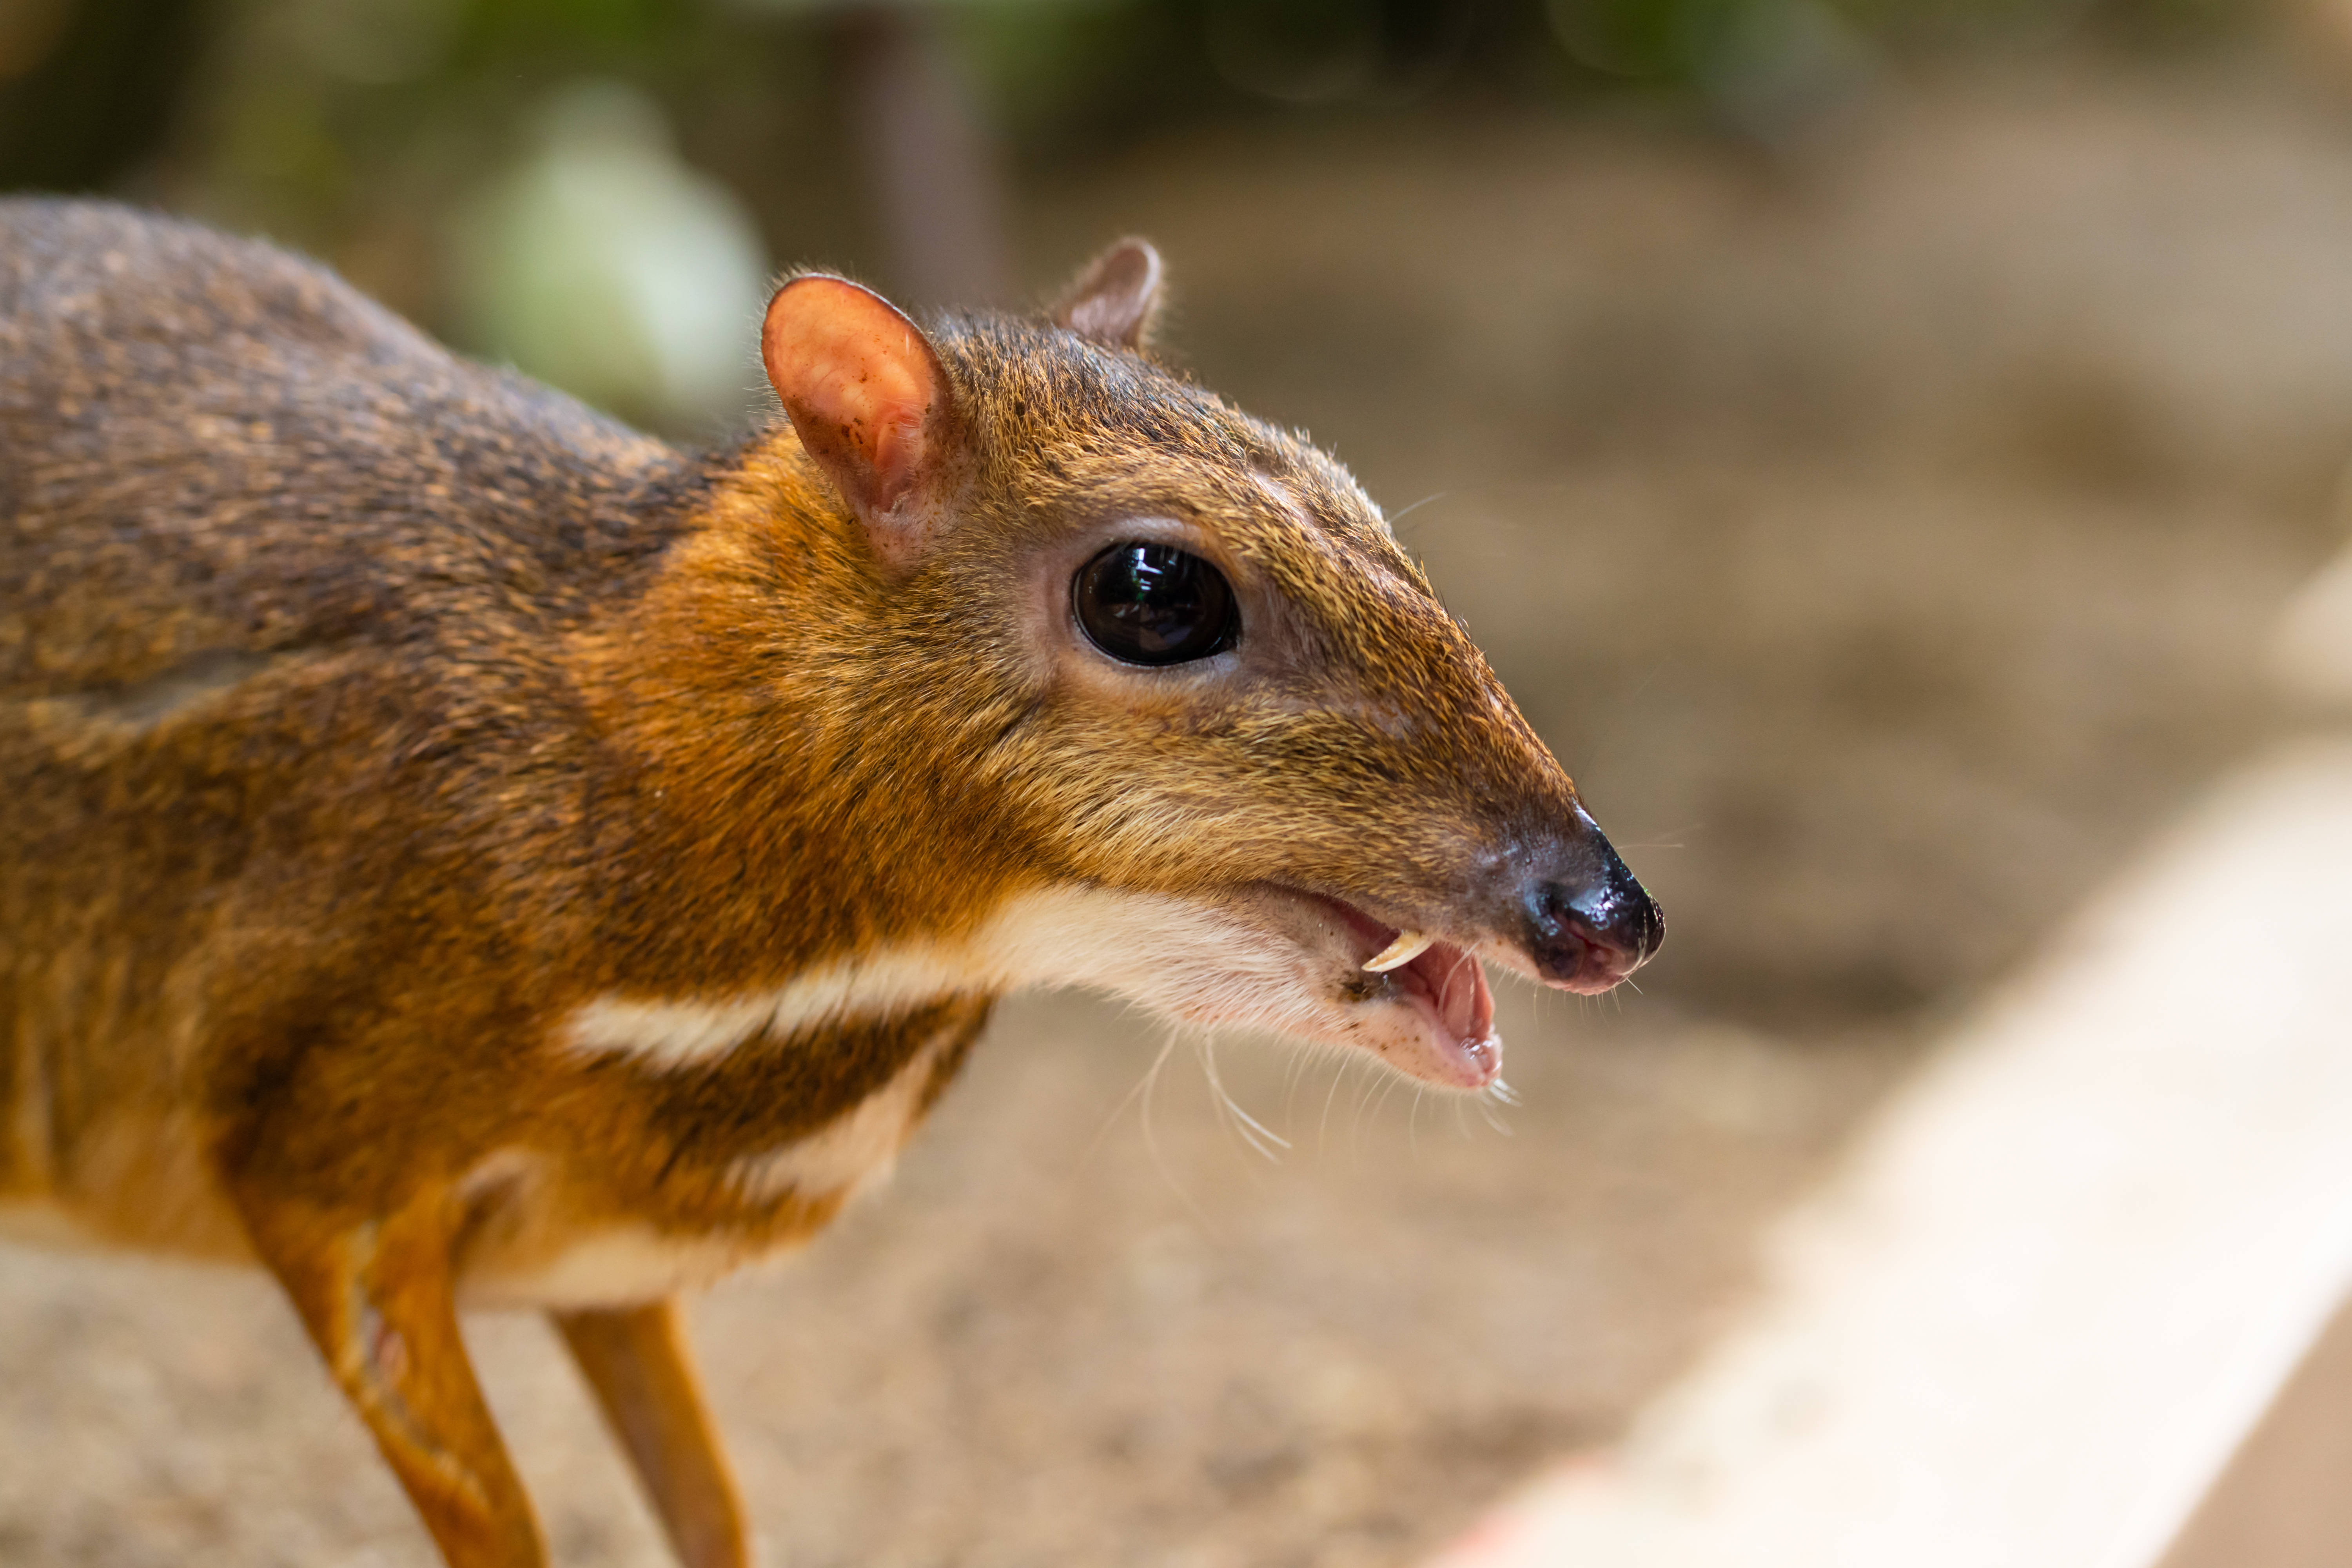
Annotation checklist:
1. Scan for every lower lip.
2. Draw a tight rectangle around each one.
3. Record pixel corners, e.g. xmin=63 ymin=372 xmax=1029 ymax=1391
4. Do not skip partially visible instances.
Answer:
xmin=1425 ymin=1028 xmax=1501 ymax=1090
xmin=1372 ymin=987 xmax=1503 ymax=1089
xmin=1258 ymin=885 xmax=1506 ymax=1090
xmin=1370 ymin=964 xmax=1503 ymax=1091
xmin=1350 ymin=932 xmax=1503 ymax=1087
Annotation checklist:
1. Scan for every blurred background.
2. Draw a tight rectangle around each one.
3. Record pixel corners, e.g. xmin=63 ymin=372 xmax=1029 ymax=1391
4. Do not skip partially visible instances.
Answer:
xmin=9 ymin=1 xmax=2352 ymax=1564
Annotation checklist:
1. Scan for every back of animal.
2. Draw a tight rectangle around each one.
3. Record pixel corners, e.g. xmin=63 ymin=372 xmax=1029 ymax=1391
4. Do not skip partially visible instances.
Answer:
xmin=1 ymin=203 xmax=688 ymax=1213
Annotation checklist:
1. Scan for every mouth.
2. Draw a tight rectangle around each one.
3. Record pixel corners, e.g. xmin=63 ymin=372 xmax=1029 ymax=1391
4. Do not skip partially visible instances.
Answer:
xmin=1276 ymin=889 xmax=1502 ymax=1092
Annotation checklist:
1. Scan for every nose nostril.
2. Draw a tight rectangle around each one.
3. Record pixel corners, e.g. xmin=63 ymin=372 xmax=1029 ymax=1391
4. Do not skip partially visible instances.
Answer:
xmin=1524 ymin=824 xmax=1663 ymax=985
xmin=1534 ymin=875 xmax=1662 ymax=965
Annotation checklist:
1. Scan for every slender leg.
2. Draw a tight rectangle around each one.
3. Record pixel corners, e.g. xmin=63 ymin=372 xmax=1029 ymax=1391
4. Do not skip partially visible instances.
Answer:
xmin=235 ymin=1186 xmax=546 ymax=1568
xmin=554 ymin=1299 xmax=751 ymax=1568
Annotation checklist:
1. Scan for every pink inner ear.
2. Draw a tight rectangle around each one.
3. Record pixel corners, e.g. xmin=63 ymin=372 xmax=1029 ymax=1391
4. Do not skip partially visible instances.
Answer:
xmin=762 ymin=277 xmax=945 ymax=519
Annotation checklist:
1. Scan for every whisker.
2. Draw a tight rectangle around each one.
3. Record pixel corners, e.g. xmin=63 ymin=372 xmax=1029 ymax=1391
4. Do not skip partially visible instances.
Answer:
xmin=1318 ymin=1051 xmax=1351 ymax=1156
xmin=1363 ymin=1064 xmax=1405 ymax=1145
xmin=1140 ymin=1027 xmax=1220 ymax=1238
xmin=1279 ymin=1043 xmax=1316 ymax=1138
xmin=1566 ymin=659 xmax=1668 ymax=781
xmin=1350 ymin=1055 xmax=1390 ymax=1154
xmin=1384 ymin=490 xmax=1449 ymax=530
xmin=1078 ymin=1027 xmax=1177 ymax=1173
xmin=1200 ymin=1035 xmax=1288 ymax=1163
xmin=1476 ymin=1079 xmax=1516 ymax=1134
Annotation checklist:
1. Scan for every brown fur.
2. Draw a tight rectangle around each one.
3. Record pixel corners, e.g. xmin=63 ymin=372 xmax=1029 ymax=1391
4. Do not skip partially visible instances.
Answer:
xmin=0 ymin=200 xmax=1655 ymax=1566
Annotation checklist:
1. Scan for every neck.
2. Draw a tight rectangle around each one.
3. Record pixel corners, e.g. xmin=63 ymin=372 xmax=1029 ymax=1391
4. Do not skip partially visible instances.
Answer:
xmin=557 ymin=428 xmax=1041 ymax=1000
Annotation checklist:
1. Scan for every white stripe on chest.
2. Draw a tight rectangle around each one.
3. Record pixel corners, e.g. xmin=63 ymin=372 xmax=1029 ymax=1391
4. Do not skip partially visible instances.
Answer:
xmin=562 ymin=882 xmax=1304 ymax=1070
xmin=463 ymin=1027 xmax=958 ymax=1310
xmin=720 ymin=1027 xmax=947 ymax=1203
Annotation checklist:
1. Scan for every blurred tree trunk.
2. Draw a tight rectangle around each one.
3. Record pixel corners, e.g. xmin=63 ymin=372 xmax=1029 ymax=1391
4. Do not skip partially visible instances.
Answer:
xmin=837 ymin=5 xmax=1011 ymax=308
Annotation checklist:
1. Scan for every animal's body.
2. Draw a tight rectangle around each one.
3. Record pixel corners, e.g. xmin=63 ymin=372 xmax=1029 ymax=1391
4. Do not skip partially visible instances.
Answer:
xmin=0 ymin=200 xmax=1660 ymax=1567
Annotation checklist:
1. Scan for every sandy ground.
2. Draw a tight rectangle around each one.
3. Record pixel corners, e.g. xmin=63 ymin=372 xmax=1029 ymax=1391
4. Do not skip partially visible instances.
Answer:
xmin=8 ymin=60 xmax=2352 ymax=1567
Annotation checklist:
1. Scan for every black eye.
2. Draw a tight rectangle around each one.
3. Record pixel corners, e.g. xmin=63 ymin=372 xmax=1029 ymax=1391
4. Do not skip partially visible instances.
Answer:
xmin=1073 ymin=543 xmax=1240 ymax=666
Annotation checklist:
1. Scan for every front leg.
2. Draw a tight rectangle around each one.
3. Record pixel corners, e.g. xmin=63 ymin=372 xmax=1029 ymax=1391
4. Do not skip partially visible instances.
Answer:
xmin=233 ymin=1183 xmax=546 ymax=1568
xmin=555 ymin=1298 xmax=750 ymax=1568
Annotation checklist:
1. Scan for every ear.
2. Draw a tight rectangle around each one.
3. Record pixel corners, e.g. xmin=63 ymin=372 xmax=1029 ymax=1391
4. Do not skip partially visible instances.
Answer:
xmin=761 ymin=274 xmax=956 ymax=567
xmin=1052 ymin=238 xmax=1165 ymax=353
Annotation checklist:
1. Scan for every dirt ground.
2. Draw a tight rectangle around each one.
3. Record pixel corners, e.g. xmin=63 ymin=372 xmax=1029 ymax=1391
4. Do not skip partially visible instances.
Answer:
xmin=7 ymin=60 xmax=2352 ymax=1568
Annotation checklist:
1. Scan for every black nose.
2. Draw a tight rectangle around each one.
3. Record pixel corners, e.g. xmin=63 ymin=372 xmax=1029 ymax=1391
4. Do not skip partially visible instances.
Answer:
xmin=1523 ymin=809 xmax=1664 ymax=995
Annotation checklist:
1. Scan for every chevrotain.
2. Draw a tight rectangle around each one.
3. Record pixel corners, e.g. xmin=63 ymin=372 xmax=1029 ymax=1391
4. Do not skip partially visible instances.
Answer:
xmin=0 ymin=198 xmax=1661 ymax=1568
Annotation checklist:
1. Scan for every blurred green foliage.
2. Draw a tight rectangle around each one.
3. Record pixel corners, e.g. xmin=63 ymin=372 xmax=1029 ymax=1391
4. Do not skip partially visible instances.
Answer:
xmin=0 ymin=0 xmax=2257 ymax=425
xmin=0 ymin=0 xmax=2258 ymax=201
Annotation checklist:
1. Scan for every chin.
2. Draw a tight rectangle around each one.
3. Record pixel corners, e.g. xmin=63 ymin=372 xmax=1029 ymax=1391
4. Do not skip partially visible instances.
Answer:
xmin=976 ymin=880 xmax=1510 ymax=1093
xmin=1113 ymin=886 xmax=1506 ymax=1093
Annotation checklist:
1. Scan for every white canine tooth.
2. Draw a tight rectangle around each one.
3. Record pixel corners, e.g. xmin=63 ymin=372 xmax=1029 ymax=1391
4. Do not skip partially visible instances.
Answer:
xmin=1363 ymin=931 xmax=1436 ymax=973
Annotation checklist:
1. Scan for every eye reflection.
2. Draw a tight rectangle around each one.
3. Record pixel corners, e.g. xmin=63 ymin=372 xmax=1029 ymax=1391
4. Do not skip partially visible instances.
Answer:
xmin=1072 ymin=543 xmax=1240 ymax=666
